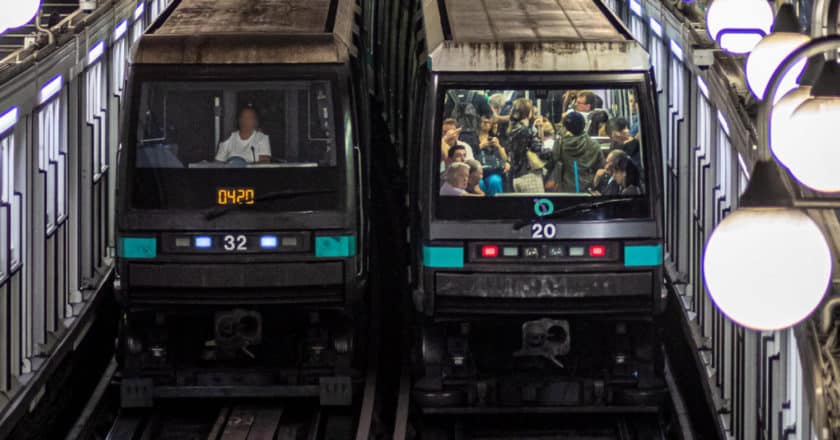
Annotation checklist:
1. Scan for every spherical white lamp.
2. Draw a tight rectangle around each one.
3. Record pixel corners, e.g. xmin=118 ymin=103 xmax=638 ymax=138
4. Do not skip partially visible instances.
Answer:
xmin=706 ymin=0 xmax=774 ymax=55
xmin=770 ymin=85 xmax=811 ymax=165
xmin=775 ymin=61 xmax=840 ymax=192
xmin=0 ymin=0 xmax=42 ymax=33
xmin=745 ymin=4 xmax=810 ymax=101
xmin=702 ymin=161 xmax=832 ymax=331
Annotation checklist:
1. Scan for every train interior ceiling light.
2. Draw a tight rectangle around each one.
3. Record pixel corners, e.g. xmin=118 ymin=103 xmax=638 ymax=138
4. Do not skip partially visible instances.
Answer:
xmin=706 ymin=0 xmax=774 ymax=54
xmin=0 ymin=0 xmax=42 ymax=34
xmin=746 ymin=4 xmax=810 ymax=101
xmin=702 ymin=161 xmax=832 ymax=331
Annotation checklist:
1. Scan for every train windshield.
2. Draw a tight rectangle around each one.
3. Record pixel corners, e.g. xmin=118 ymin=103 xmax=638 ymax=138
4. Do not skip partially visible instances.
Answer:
xmin=130 ymin=79 xmax=342 ymax=210
xmin=436 ymin=87 xmax=650 ymax=220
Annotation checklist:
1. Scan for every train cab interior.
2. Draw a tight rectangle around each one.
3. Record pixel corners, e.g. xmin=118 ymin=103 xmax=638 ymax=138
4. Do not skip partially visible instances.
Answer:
xmin=129 ymin=78 xmax=345 ymax=210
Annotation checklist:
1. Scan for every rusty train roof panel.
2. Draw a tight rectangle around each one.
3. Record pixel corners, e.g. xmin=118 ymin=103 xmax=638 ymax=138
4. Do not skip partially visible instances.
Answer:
xmin=424 ymin=0 xmax=650 ymax=72
xmin=133 ymin=0 xmax=357 ymax=65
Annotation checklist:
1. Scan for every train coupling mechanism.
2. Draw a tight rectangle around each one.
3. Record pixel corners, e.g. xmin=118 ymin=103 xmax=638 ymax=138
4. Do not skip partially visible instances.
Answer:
xmin=213 ymin=309 xmax=262 ymax=359
xmin=513 ymin=319 xmax=570 ymax=368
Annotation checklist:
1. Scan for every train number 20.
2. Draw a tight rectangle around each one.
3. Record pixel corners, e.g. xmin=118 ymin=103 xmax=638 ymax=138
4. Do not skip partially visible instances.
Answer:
xmin=224 ymin=235 xmax=248 ymax=251
xmin=531 ymin=223 xmax=557 ymax=239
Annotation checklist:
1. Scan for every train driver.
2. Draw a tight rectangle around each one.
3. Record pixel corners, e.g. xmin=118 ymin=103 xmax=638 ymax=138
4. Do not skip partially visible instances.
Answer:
xmin=216 ymin=106 xmax=272 ymax=165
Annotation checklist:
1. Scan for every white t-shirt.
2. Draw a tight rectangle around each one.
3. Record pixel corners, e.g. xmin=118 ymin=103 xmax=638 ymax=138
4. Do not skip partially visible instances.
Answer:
xmin=216 ymin=131 xmax=271 ymax=163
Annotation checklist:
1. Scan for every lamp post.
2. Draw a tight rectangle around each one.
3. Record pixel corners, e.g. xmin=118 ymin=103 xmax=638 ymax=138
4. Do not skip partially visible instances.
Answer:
xmin=702 ymin=36 xmax=840 ymax=331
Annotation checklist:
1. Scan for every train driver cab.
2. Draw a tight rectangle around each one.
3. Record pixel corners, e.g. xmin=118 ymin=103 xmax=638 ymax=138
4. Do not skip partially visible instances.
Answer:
xmin=131 ymin=79 xmax=341 ymax=210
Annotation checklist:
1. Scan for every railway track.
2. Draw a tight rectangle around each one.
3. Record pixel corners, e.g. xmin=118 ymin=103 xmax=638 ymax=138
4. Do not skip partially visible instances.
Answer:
xmin=107 ymin=401 xmax=364 ymax=440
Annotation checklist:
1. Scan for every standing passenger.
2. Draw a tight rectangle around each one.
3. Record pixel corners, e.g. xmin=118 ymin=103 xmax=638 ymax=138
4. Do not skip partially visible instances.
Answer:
xmin=551 ymin=112 xmax=605 ymax=193
xmin=476 ymin=116 xmax=508 ymax=196
xmin=507 ymin=98 xmax=543 ymax=179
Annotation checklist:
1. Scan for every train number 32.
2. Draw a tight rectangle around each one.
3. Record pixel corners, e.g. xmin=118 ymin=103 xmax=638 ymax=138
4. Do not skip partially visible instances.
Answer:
xmin=224 ymin=235 xmax=248 ymax=251
xmin=531 ymin=223 xmax=557 ymax=239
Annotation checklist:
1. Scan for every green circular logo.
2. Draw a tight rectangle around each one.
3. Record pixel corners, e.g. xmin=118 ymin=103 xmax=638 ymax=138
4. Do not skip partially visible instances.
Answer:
xmin=533 ymin=198 xmax=554 ymax=217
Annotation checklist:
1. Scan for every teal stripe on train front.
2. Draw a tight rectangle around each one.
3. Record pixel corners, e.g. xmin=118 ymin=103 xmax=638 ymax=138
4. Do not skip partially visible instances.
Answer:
xmin=119 ymin=237 xmax=157 ymax=259
xmin=315 ymin=235 xmax=356 ymax=258
xmin=624 ymin=244 xmax=663 ymax=267
xmin=423 ymin=246 xmax=464 ymax=269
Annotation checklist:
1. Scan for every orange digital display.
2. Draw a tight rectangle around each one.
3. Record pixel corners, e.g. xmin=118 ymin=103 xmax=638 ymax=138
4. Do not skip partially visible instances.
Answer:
xmin=217 ymin=188 xmax=255 ymax=205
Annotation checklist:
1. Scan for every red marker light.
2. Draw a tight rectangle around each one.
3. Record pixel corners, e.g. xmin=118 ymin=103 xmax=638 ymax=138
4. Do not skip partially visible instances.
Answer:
xmin=589 ymin=245 xmax=606 ymax=257
xmin=481 ymin=245 xmax=499 ymax=258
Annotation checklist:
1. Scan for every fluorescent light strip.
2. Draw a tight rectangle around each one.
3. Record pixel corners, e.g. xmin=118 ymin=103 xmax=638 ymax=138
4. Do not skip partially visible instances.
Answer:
xmin=738 ymin=153 xmax=751 ymax=179
xmin=39 ymin=75 xmax=63 ymax=104
xmin=629 ymin=0 xmax=642 ymax=16
xmin=649 ymin=17 xmax=662 ymax=37
xmin=0 ymin=107 xmax=18 ymax=134
xmin=697 ymin=76 xmax=710 ymax=99
xmin=87 ymin=41 xmax=105 ymax=65
xmin=134 ymin=3 xmax=145 ymax=20
xmin=670 ymin=40 xmax=684 ymax=62
xmin=114 ymin=20 xmax=128 ymax=40
xmin=717 ymin=110 xmax=730 ymax=136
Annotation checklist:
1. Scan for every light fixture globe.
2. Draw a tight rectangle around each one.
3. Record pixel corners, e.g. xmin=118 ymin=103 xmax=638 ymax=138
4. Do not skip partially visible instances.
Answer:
xmin=746 ymin=32 xmax=810 ymax=100
xmin=783 ymin=96 xmax=840 ymax=191
xmin=706 ymin=0 xmax=774 ymax=54
xmin=703 ymin=207 xmax=831 ymax=331
xmin=770 ymin=85 xmax=811 ymax=166
xmin=0 ymin=0 xmax=42 ymax=33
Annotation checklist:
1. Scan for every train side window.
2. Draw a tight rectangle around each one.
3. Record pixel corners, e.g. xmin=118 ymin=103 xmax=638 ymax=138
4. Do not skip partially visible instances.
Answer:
xmin=0 ymin=133 xmax=11 ymax=279
xmin=38 ymin=96 xmax=63 ymax=231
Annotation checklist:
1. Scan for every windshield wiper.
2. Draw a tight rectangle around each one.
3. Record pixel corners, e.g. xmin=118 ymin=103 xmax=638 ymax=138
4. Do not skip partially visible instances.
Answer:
xmin=204 ymin=189 xmax=336 ymax=220
xmin=512 ymin=197 xmax=637 ymax=230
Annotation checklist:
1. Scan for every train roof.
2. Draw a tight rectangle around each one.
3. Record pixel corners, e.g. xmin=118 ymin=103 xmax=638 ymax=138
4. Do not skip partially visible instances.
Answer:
xmin=423 ymin=0 xmax=650 ymax=72
xmin=133 ymin=0 xmax=357 ymax=65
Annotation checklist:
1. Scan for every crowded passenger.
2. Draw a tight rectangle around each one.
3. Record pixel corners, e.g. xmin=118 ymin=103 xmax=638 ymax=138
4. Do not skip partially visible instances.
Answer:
xmin=507 ymin=98 xmax=544 ymax=179
xmin=513 ymin=152 xmax=547 ymax=193
xmin=574 ymin=91 xmax=597 ymax=116
xmin=588 ymin=109 xmax=610 ymax=137
xmin=612 ymin=154 xmax=642 ymax=195
xmin=593 ymin=149 xmax=628 ymax=195
xmin=445 ymin=90 xmax=493 ymax=149
xmin=216 ymin=106 xmax=272 ymax=165
xmin=440 ymin=162 xmax=472 ymax=196
xmin=607 ymin=117 xmax=641 ymax=166
xmin=465 ymin=159 xmax=485 ymax=196
xmin=441 ymin=118 xmax=474 ymax=162
xmin=628 ymin=92 xmax=640 ymax=136
xmin=550 ymin=111 xmax=605 ymax=193
xmin=475 ymin=116 xmax=509 ymax=196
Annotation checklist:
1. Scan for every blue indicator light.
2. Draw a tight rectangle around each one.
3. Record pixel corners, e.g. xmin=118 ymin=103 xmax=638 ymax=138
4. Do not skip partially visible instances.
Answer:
xmin=195 ymin=236 xmax=212 ymax=248
xmin=260 ymin=236 xmax=278 ymax=249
